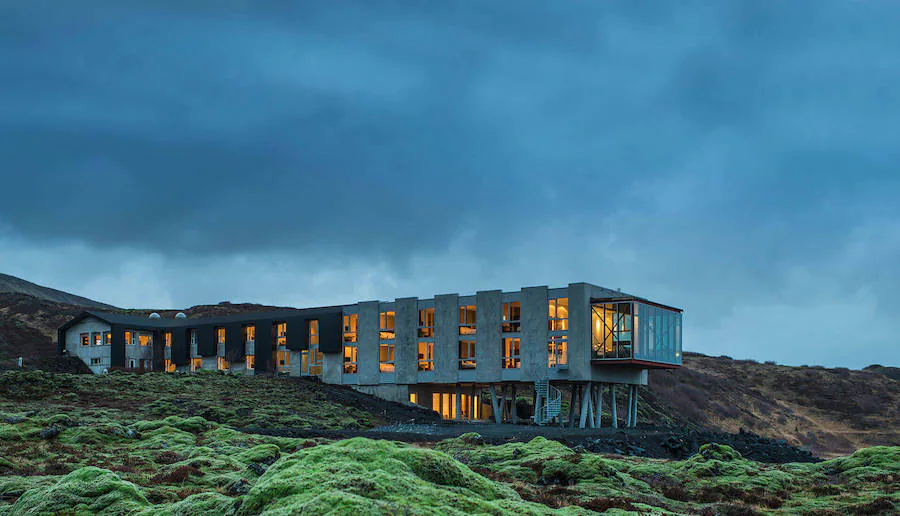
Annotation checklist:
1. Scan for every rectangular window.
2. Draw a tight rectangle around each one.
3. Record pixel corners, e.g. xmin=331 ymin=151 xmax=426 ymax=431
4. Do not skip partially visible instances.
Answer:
xmin=164 ymin=359 xmax=176 ymax=372
xmin=216 ymin=327 xmax=225 ymax=344
xmin=306 ymin=320 xmax=323 ymax=375
xmin=343 ymin=344 xmax=358 ymax=373
xmin=417 ymin=341 xmax=434 ymax=371
xmin=244 ymin=325 xmax=256 ymax=342
xmin=104 ymin=332 xmax=111 ymax=345
xmin=502 ymin=301 xmax=521 ymax=332
xmin=502 ymin=337 xmax=521 ymax=369
xmin=548 ymin=298 xmax=569 ymax=331
xmin=343 ymin=314 xmax=358 ymax=342
xmin=277 ymin=350 xmax=291 ymax=367
xmin=379 ymin=311 xmax=395 ymax=340
xmin=164 ymin=332 xmax=172 ymax=348
xmin=80 ymin=333 xmax=89 ymax=347
xmin=217 ymin=356 xmax=229 ymax=370
xmin=418 ymin=308 xmax=435 ymax=337
xmin=591 ymin=302 xmax=633 ymax=360
xmin=343 ymin=314 xmax=358 ymax=374
xmin=125 ymin=331 xmax=133 ymax=346
xmin=409 ymin=393 xmax=418 ymax=404
xmin=191 ymin=357 xmax=202 ymax=371
xmin=458 ymin=339 xmax=476 ymax=369
xmin=246 ymin=355 xmax=255 ymax=370
xmin=275 ymin=322 xmax=287 ymax=348
xmin=90 ymin=357 xmax=101 ymax=366
xmin=548 ymin=335 xmax=568 ymax=368
xmin=379 ymin=342 xmax=395 ymax=372
xmin=459 ymin=305 xmax=476 ymax=335
xmin=92 ymin=333 xmax=102 ymax=346
xmin=139 ymin=334 xmax=152 ymax=347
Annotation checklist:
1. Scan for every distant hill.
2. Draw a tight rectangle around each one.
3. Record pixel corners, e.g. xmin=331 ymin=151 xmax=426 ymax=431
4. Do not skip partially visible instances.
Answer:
xmin=0 ymin=273 xmax=116 ymax=309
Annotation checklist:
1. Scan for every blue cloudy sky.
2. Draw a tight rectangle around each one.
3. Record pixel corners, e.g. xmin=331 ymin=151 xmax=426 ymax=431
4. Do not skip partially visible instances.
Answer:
xmin=1 ymin=1 xmax=898 ymax=368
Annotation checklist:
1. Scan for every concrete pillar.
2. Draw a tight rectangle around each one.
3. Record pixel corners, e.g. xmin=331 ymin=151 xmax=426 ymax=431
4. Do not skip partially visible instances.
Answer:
xmin=394 ymin=297 xmax=418 ymax=385
xmin=632 ymin=386 xmax=639 ymax=427
xmin=357 ymin=301 xmax=380 ymax=386
xmin=626 ymin=385 xmax=634 ymax=428
xmin=434 ymin=294 xmax=459 ymax=384
xmin=610 ymin=384 xmax=618 ymax=429
xmin=521 ymin=286 xmax=549 ymax=382
xmin=475 ymin=290 xmax=502 ymax=383
xmin=579 ymin=382 xmax=593 ymax=428
xmin=489 ymin=383 xmax=502 ymax=423
xmin=594 ymin=384 xmax=603 ymax=428
xmin=567 ymin=283 xmax=591 ymax=380
xmin=455 ymin=385 xmax=462 ymax=420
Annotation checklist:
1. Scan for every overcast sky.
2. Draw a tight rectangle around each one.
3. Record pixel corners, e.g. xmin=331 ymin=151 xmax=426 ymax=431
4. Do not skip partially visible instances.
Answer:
xmin=1 ymin=2 xmax=898 ymax=368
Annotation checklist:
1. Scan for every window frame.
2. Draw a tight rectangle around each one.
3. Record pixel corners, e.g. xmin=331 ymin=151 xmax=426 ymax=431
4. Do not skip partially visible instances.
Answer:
xmin=343 ymin=313 xmax=358 ymax=374
xmin=379 ymin=311 xmax=396 ymax=340
xmin=548 ymin=334 xmax=568 ymax=368
xmin=379 ymin=342 xmax=395 ymax=372
xmin=459 ymin=305 xmax=476 ymax=335
xmin=502 ymin=337 xmax=521 ymax=369
xmin=417 ymin=341 xmax=434 ymax=371
xmin=80 ymin=333 xmax=89 ymax=347
xmin=458 ymin=339 xmax=476 ymax=370
xmin=548 ymin=297 xmax=569 ymax=331
xmin=502 ymin=301 xmax=521 ymax=333
xmin=418 ymin=308 xmax=435 ymax=338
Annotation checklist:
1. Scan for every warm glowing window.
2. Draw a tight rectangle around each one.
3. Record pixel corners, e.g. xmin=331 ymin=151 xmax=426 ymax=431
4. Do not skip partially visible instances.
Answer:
xmin=125 ymin=331 xmax=133 ymax=346
xmin=305 ymin=320 xmax=323 ymax=375
xmin=275 ymin=322 xmax=287 ymax=348
xmin=418 ymin=308 xmax=435 ymax=337
xmin=458 ymin=340 xmax=476 ymax=369
xmin=244 ymin=325 xmax=256 ymax=342
xmin=80 ymin=333 xmax=89 ymax=347
xmin=417 ymin=341 xmax=434 ymax=371
xmin=216 ymin=327 xmax=225 ymax=344
xmin=217 ymin=356 xmax=229 ymax=370
xmin=502 ymin=302 xmax=521 ymax=332
xmin=379 ymin=311 xmax=395 ymax=340
xmin=548 ymin=335 xmax=567 ymax=368
xmin=104 ymin=332 xmax=111 ymax=345
xmin=309 ymin=320 xmax=319 ymax=346
xmin=164 ymin=332 xmax=172 ymax=348
xmin=459 ymin=305 xmax=476 ymax=335
xmin=548 ymin=298 xmax=569 ymax=331
xmin=139 ymin=334 xmax=152 ymax=347
xmin=502 ymin=337 xmax=521 ymax=369
xmin=164 ymin=359 xmax=176 ymax=372
xmin=92 ymin=333 xmax=102 ymax=346
xmin=191 ymin=357 xmax=202 ymax=371
xmin=379 ymin=342 xmax=395 ymax=372
xmin=409 ymin=393 xmax=418 ymax=404
xmin=277 ymin=350 xmax=291 ymax=367
xmin=343 ymin=344 xmax=358 ymax=373
xmin=343 ymin=314 xmax=358 ymax=343
xmin=246 ymin=355 xmax=255 ymax=370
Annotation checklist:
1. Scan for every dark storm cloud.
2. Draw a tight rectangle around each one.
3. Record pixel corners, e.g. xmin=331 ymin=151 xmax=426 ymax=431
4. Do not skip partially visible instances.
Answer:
xmin=1 ymin=1 xmax=900 ymax=366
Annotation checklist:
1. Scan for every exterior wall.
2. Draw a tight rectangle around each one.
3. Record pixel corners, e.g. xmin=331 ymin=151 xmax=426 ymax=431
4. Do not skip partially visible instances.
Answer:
xmin=356 ymin=301 xmax=380 ymax=385
xmin=351 ymin=384 xmax=409 ymax=404
xmin=433 ymin=294 xmax=459 ymax=384
xmin=566 ymin=283 xmax=590 ymax=380
xmin=521 ymin=286 xmax=548 ymax=381
xmin=394 ymin=297 xmax=417 ymax=385
xmin=65 ymin=318 xmax=112 ymax=374
xmin=474 ymin=290 xmax=501 ymax=383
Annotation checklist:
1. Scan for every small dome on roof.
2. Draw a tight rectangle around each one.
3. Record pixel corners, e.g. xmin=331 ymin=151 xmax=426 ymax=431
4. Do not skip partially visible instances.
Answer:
xmin=175 ymin=312 xmax=187 ymax=319
xmin=149 ymin=313 xmax=161 ymax=319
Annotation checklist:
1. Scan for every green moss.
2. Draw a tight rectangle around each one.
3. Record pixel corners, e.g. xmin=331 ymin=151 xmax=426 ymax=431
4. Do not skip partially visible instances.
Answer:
xmin=239 ymin=437 xmax=556 ymax=515
xmin=131 ymin=416 xmax=213 ymax=434
xmin=165 ymin=492 xmax=240 ymax=515
xmin=816 ymin=446 xmax=900 ymax=475
xmin=3 ymin=467 xmax=150 ymax=514
xmin=436 ymin=434 xmax=574 ymax=482
xmin=237 ymin=444 xmax=281 ymax=465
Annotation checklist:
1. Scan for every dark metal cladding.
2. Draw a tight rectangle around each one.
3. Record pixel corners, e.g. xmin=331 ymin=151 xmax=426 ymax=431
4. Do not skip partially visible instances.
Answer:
xmin=318 ymin=310 xmax=343 ymax=354
xmin=110 ymin=324 xmax=125 ymax=367
xmin=152 ymin=330 xmax=165 ymax=371
xmin=285 ymin=316 xmax=307 ymax=351
xmin=197 ymin=325 xmax=217 ymax=357
xmin=254 ymin=320 xmax=274 ymax=373
xmin=172 ymin=327 xmax=189 ymax=366
xmin=224 ymin=322 xmax=244 ymax=363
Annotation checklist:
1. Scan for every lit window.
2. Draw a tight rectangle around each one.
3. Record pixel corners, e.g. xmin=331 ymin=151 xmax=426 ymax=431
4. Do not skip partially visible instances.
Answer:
xmin=217 ymin=356 xmax=229 ymax=370
xmin=216 ymin=328 xmax=225 ymax=344
xmin=380 ymin=342 xmax=395 ymax=372
xmin=417 ymin=341 xmax=434 ymax=371
xmin=548 ymin=298 xmax=569 ymax=331
xmin=125 ymin=331 xmax=133 ymax=346
xmin=502 ymin=302 xmax=521 ymax=332
xmin=409 ymin=393 xmax=418 ymax=404
xmin=343 ymin=314 xmax=358 ymax=373
xmin=190 ymin=357 xmax=202 ymax=371
xmin=305 ymin=320 xmax=323 ymax=375
xmin=459 ymin=305 xmax=476 ymax=335
xmin=502 ymin=337 xmax=520 ymax=369
xmin=244 ymin=325 xmax=256 ymax=342
xmin=548 ymin=335 xmax=567 ymax=368
xmin=92 ymin=333 xmax=102 ymax=346
xmin=277 ymin=350 xmax=291 ymax=368
xmin=139 ymin=334 xmax=152 ymax=347
xmin=380 ymin=311 xmax=395 ymax=340
xmin=246 ymin=355 xmax=255 ymax=370
xmin=458 ymin=339 xmax=476 ymax=369
xmin=164 ymin=359 xmax=176 ymax=372
xmin=164 ymin=332 xmax=172 ymax=348
xmin=80 ymin=333 xmax=89 ymax=347
xmin=104 ymin=332 xmax=111 ymax=345
xmin=189 ymin=330 xmax=198 ymax=356
xmin=275 ymin=322 xmax=287 ymax=348
xmin=418 ymin=308 xmax=435 ymax=338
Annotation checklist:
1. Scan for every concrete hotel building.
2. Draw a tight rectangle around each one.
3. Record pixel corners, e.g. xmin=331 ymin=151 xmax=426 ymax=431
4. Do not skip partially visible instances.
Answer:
xmin=58 ymin=283 xmax=682 ymax=428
